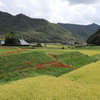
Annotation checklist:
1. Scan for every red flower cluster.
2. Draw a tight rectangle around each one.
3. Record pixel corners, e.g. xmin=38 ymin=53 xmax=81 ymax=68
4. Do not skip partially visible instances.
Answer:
xmin=22 ymin=74 xmax=27 ymax=77
xmin=36 ymin=60 xmax=75 ymax=70
xmin=2 ymin=74 xmax=6 ymax=76
xmin=26 ymin=62 xmax=31 ymax=65
xmin=5 ymin=51 xmax=23 ymax=55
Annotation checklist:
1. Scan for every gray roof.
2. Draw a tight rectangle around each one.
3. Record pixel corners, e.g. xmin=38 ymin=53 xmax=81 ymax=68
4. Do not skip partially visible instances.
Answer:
xmin=19 ymin=39 xmax=29 ymax=45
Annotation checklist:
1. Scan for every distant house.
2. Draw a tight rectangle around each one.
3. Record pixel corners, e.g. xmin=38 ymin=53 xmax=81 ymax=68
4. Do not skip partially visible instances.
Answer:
xmin=19 ymin=39 xmax=29 ymax=46
xmin=61 ymin=42 xmax=74 ymax=45
xmin=0 ymin=40 xmax=5 ymax=45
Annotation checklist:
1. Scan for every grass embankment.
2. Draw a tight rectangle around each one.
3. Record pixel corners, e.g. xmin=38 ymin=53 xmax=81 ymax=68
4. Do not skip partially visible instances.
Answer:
xmin=0 ymin=51 xmax=54 ymax=83
xmin=0 ymin=51 xmax=93 ymax=83
xmin=0 ymin=47 xmax=29 ymax=55
xmin=0 ymin=61 xmax=100 ymax=100
xmin=56 ymin=52 xmax=92 ymax=68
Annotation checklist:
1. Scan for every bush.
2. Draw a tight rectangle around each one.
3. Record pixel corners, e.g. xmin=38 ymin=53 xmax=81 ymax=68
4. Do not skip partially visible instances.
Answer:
xmin=36 ymin=43 xmax=42 ymax=47
xmin=5 ymin=32 xmax=19 ymax=46
xmin=62 ymin=47 xmax=64 ymax=49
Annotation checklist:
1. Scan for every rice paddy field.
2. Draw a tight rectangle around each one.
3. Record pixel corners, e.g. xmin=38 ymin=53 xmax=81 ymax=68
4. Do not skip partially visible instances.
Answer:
xmin=0 ymin=45 xmax=100 ymax=100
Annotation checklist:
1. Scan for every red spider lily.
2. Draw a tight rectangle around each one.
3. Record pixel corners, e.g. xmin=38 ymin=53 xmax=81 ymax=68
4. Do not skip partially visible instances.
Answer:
xmin=23 ymin=74 xmax=27 ymax=77
xmin=1 ymin=53 xmax=4 ymax=55
xmin=31 ymin=68 xmax=34 ymax=70
xmin=7 ymin=52 xmax=11 ymax=54
xmin=55 ymin=63 xmax=60 ymax=68
xmin=53 ymin=54 xmax=56 ymax=56
xmin=52 ymin=61 xmax=55 ymax=65
xmin=37 ymin=65 xmax=44 ymax=70
xmin=27 ymin=62 xmax=31 ymax=65
xmin=68 ymin=65 xmax=71 ymax=68
xmin=26 ymin=67 xmax=28 ymax=69
xmin=55 ymin=60 xmax=58 ymax=62
xmin=37 ymin=66 xmax=40 ymax=70
xmin=24 ymin=48 xmax=27 ymax=50
xmin=37 ymin=64 xmax=41 ymax=66
xmin=25 ymin=61 xmax=31 ymax=65
xmin=48 ymin=65 xmax=51 ymax=67
xmin=44 ymin=66 xmax=47 ymax=68
xmin=16 ymin=51 xmax=21 ymax=53
xmin=48 ymin=53 xmax=53 ymax=57
xmin=59 ymin=64 xmax=62 ymax=67
xmin=11 ymin=51 xmax=14 ymax=54
xmin=62 ymin=63 xmax=67 ymax=67
xmin=40 ymin=66 xmax=43 ymax=69
xmin=68 ymin=65 xmax=75 ymax=69
xmin=77 ymin=67 xmax=80 ymax=69
xmin=2 ymin=74 xmax=6 ymax=76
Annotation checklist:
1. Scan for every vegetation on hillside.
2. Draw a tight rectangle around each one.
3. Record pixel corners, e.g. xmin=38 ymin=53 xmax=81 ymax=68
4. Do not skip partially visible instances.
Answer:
xmin=0 ymin=11 xmax=83 ymax=43
xmin=58 ymin=23 xmax=100 ymax=41
xmin=87 ymin=28 xmax=100 ymax=45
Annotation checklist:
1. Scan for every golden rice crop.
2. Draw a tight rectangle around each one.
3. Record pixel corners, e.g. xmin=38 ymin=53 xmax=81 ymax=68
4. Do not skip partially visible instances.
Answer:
xmin=79 ymin=50 xmax=100 ymax=56
xmin=0 ymin=75 xmax=100 ymax=100
xmin=60 ymin=61 xmax=100 ymax=86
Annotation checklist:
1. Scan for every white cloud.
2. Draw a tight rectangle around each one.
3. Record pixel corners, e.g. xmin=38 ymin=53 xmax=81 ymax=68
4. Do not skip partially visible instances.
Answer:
xmin=0 ymin=0 xmax=100 ymax=25
xmin=67 ymin=0 xmax=100 ymax=5
xmin=0 ymin=1 xmax=5 ymax=7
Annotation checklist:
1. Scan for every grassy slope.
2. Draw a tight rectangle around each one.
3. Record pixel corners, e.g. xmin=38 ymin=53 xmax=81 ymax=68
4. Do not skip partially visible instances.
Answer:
xmin=0 ymin=50 xmax=55 ymax=82
xmin=56 ymin=51 xmax=92 ymax=67
xmin=0 ymin=50 xmax=93 ymax=83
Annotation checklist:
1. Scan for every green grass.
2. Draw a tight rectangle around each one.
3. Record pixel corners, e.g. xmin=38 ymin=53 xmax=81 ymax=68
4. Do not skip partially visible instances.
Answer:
xmin=56 ymin=51 xmax=93 ymax=68
xmin=91 ymin=54 xmax=100 ymax=61
xmin=0 ymin=50 xmax=93 ymax=84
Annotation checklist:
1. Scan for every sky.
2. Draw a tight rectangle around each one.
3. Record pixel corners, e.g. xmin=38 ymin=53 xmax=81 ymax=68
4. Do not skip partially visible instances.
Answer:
xmin=0 ymin=0 xmax=100 ymax=25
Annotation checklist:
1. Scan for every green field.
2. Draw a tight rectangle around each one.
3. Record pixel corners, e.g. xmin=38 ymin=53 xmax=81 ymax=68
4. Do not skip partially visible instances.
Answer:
xmin=0 ymin=45 xmax=100 ymax=100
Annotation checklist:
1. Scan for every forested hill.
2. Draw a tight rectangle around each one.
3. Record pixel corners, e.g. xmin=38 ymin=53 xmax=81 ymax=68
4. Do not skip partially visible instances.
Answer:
xmin=58 ymin=23 xmax=100 ymax=41
xmin=0 ymin=11 xmax=83 ymax=43
xmin=87 ymin=28 xmax=100 ymax=45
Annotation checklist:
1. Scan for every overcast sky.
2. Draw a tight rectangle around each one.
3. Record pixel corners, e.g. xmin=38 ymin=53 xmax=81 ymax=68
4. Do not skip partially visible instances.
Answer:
xmin=0 ymin=0 xmax=100 ymax=25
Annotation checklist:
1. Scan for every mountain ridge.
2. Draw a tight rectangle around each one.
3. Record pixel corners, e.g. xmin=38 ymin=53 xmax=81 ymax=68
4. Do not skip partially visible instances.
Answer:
xmin=58 ymin=23 xmax=100 ymax=41
xmin=0 ymin=11 xmax=84 ymax=43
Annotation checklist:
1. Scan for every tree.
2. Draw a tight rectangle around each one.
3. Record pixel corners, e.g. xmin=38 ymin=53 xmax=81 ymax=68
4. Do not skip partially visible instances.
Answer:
xmin=5 ymin=32 xmax=19 ymax=46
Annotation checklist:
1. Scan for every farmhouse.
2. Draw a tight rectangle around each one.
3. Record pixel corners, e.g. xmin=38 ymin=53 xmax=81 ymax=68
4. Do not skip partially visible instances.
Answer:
xmin=19 ymin=39 xmax=29 ymax=46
